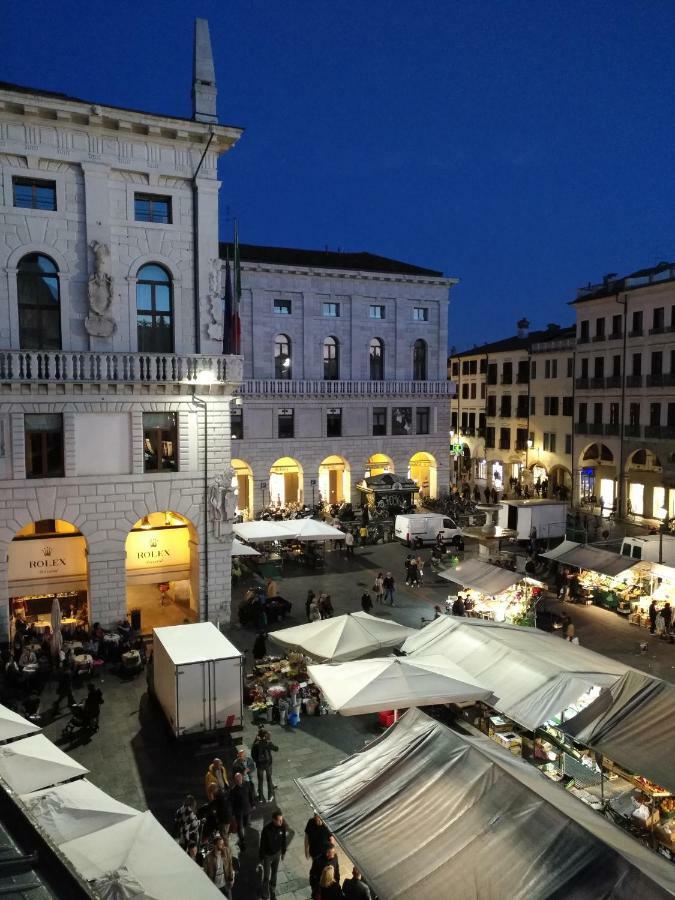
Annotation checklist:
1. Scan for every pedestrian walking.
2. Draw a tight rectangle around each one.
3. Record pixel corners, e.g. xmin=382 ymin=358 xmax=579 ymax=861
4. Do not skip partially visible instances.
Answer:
xmin=663 ymin=602 xmax=672 ymax=634
xmin=344 ymin=531 xmax=355 ymax=557
xmin=204 ymin=834 xmax=235 ymax=898
xmin=252 ymin=726 xmax=278 ymax=802
xmin=305 ymin=590 xmax=316 ymax=622
xmin=373 ymin=572 xmax=384 ymax=604
xmin=259 ymin=809 xmax=287 ymax=900
xmin=319 ymin=594 xmax=334 ymax=619
xmin=320 ymin=865 xmax=344 ymax=900
xmin=205 ymin=758 xmax=228 ymax=798
xmin=230 ymin=772 xmax=251 ymax=850
xmin=408 ymin=558 xmax=419 ymax=587
xmin=361 ymin=592 xmax=373 ymax=613
xmin=382 ymin=572 xmax=395 ymax=606
xmin=404 ymin=554 xmax=412 ymax=585
xmin=417 ymin=555 xmax=425 ymax=584
xmin=451 ymin=595 xmax=465 ymax=616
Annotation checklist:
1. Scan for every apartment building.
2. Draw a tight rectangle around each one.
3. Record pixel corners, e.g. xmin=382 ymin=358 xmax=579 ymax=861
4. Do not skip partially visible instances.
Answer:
xmin=573 ymin=262 xmax=675 ymax=519
xmin=227 ymin=244 xmax=456 ymax=513
xmin=0 ymin=22 xmax=241 ymax=640
xmin=448 ymin=320 xmax=575 ymax=494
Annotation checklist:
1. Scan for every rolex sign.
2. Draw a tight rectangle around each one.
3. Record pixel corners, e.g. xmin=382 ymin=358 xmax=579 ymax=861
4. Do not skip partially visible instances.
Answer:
xmin=8 ymin=536 xmax=87 ymax=583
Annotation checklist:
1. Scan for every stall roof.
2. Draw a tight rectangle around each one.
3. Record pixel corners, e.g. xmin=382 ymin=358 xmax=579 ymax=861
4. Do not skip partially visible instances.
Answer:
xmin=541 ymin=542 xmax=638 ymax=577
xmin=277 ymin=518 xmax=345 ymax=541
xmin=269 ymin=613 xmax=416 ymax=662
xmin=564 ymin=669 xmax=675 ymax=795
xmin=0 ymin=734 xmax=87 ymax=795
xmin=402 ymin=617 xmax=628 ymax=730
xmin=0 ymin=703 xmax=40 ymax=744
xmin=297 ymin=708 xmax=675 ymax=900
xmin=233 ymin=521 xmax=292 ymax=542
xmin=438 ymin=558 xmax=521 ymax=594
xmin=153 ymin=622 xmax=241 ymax=664
xmin=232 ymin=538 xmax=261 ymax=557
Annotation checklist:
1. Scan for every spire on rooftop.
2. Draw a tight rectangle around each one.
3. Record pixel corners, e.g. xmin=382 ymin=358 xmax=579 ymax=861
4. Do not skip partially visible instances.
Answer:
xmin=192 ymin=18 xmax=218 ymax=124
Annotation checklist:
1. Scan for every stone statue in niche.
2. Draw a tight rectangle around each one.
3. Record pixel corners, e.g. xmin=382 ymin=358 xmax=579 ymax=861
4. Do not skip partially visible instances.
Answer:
xmin=208 ymin=467 xmax=237 ymax=536
xmin=206 ymin=257 xmax=224 ymax=341
xmin=84 ymin=240 xmax=116 ymax=338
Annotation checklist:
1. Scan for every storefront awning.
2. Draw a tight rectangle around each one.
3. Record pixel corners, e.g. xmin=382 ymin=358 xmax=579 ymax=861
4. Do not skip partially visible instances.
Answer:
xmin=297 ymin=708 xmax=675 ymax=900
xmin=438 ymin=558 xmax=521 ymax=595
xmin=541 ymin=542 xmax=638 ymax=577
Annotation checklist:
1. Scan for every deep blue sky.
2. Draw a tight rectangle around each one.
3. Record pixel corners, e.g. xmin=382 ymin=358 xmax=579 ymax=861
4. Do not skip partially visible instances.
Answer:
xmin=4 ymin=1 xmax=675 ymax=350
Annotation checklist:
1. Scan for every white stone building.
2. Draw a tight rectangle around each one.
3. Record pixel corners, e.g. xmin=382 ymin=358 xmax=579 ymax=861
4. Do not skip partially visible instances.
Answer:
xmin=0 ymin=21 xmax=242 ymax=641
xmin=224 ymin=244 xmax=456 ymax=514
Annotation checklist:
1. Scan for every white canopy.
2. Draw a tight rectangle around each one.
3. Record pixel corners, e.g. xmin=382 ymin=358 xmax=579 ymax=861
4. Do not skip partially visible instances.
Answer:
xmin=439 ymin=558 xmax=521 ymax=594
xmin=233 ymin=521 xmax=291 ymax=542
xmin=232 ymin=538 xmax=260 ymax=557
xmin=0 ymin=702 xmax=40 ymax=743
xmin=277 ymin=518 xmax=345 ymax=541
xmin=60 ymin=810 xmax=224 ymax=899
xmin=270 ymin=612 xmax=416 ymax=662
xmin=21 ymin=778 xmax=140 ymax=845
xmin=541 ymin=541 xmax=638 ymax=578
xmin=308 ymin=655 xmax=494 ymax=715
xmin=402 ymin=617 xmax=628 ymax=730
xmin=0 ymin=733 xmax=88 ymax=794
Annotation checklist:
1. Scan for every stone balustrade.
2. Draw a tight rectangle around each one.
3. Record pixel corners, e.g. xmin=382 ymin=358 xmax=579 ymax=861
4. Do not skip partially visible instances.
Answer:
xmin=235 ymin=378 xmax=455 ymax=398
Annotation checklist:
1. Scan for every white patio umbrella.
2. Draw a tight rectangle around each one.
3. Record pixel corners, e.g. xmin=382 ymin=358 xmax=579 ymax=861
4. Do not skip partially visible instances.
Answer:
xmin=50 ymin=596 xmax=63 ymax=661
xmin=0 ymin=733 xmax=87 ymax=794
xmin=0 ymin=702 xmax=40 ymax=743
xmin=60 ymin=810 xmax=224 ymax=899
xmin=277 ymin=518 xmax=346 ymax=541
xmin=269 ymin=612 xmax=416 ymax=662
xmin=232 ymin=538 xmax=260 ymax=557
xmin=308 ymin=654 xmax=494 ymax=715
xmin=233 ymin=521 xmax=291 ymax=542
xmin=21 ymin=778 xmax=140 ymax=845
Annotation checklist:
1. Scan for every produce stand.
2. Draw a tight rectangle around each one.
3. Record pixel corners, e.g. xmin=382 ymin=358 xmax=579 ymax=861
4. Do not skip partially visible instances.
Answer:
xmin=440 ymin=559 xmax=543 ymax=624
xmin=245 ymin=653 xmax=327 ymax=726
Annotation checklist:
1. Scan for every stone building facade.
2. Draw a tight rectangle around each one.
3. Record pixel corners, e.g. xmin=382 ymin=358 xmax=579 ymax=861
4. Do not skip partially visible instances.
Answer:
xmin=225 ymin=245 xmax=456 ymax=515
xmin=0 ymin=23 xmax=242 ymax=640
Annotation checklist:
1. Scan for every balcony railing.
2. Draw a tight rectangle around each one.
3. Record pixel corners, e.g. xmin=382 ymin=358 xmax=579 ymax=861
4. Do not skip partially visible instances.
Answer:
xmin=624 ymin=424 xmax=641 ymax=438
xmin=575 ymin=377 xmax=590 ymax=389
xmin=604 ymin=423 xmax=620 ymax=436
xmin=645 ymin=425 xmax=675 ymax=440
xmin=588 ymin=422 xmax=604 ymax=434
xmin=649 ymin=326 xmax=665 ymax=336
xmin=605 ymin=376 xmax=622 ymax=388
xmin=574 ymin=422 xmax=589 ymax=434
xmin=591 ymin=334 xmax=606 ymax=343
xmin=590 ymin=377 xmax=605 ymax=389
xmin=608 ymin=332 xmax=622 ymax=341
xmin=235 ymin=379 xmax=455 ymax=398
xmin=626 ymin=375 xmax=643 ymax=388
xmin=0 ymin=350 xmax=241 ymax=385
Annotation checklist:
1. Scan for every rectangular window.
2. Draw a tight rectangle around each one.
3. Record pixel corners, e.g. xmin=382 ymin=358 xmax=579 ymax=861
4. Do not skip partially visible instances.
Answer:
xmin=451 ymin=361 xmax=459 ymax=377
xmin=392 ymin=407 xmax=412 ymax=436
xmin=629 ymin=403 xmax=640 ymax=426
xmin=134 ymin=193 xmax=172 ymax=224
xmin=487 ymin=364 xmax=498 ymax=385
xmin=416 ymin=407 xmax=430 ymax=435
xmin=594 ymin=357 xmax=604 ymax=378
xmin=468 ymin=412 xmax=476 ymax=432
xmin=322 ymin=302 xmax=340 ymax=318
xmin=373 ymin=407 xmax=387 ymax=436
xmin=552 ymin=359 xmax=558 ymax=378
xmin=480 ymin=358 xmax=488 ymax=374
xmin=462 ymin=360 xmax=470 ymax=375
xmin=543 ymin=433 xmax=550 ymax=452
xmin=652 ymin=351 xmax=663 ymax=375
xmin=633 ymin=353 xmax=642 ymax=375
xmin=326 ymin=408 xmax=342 ymax=437
xmin=502 ymin=362 xmax=513 ymax=384
xmin=516 ymin=395 xmax=528 ymax=418
xmin=24 ymin=413 xmax=64 ymax=478
xmin=579 ymin=320 xmax=589 ymax=341
xmin=499 ymin=427 xmax=511 ymax=450
xmin=369 ymin=304 xmax=385 ymax=319
xmin=486 ymin=395 xmax=497 ymax=417
xmin=562 ymin=396 xmax=573 ymax=416
xmin=517 ymin=360 xmax=529 ymax=383
xmin=277 ymin=409 xmax=294 ymax=439
xmin=611 ymin=313 xmax=622 ymax=337
xmin=593 ymin=402 xmax=603 ymax=425
xmin=549 ymin=433 xmax=557 ymax=453
xmin=461 ymin=383 xmax=469 ymax=399
xmin=668 ymin=403 xmax=675 ymax=427
xmin=581 ymin=358 xmax=589 ymax=378
xmin=567 ymin=356 xmax=574 ymax=377
xmin=612 ymin=355 xmax=621 ymax=377
xmin=650 ymin=403 xmax=661 ymax=427
xmin=545 ymin=360 xmax=551 ymax=379
xmin=451 ymin=410 xmax=458 ymax=431
xmin=565 ymin=434 xmax=572 ymax=454
xmin=230 ymin=407 xmax=243 ymax=440
xmin=143 ymin=412 xmax=178 ymax=472
xmin=609 ymin=402 xmax=619 ymax=425
xmin=485 ymin=426 xmax=495 ymax=449
xmin=595 ymin=318 xmax=605 ymax=338
xmin=578 ymin=402 xmax=587 ymax=424
xmin=500 ymin=395 xmax=512 ymax=417
xmin=631 ymin=309 xmax=643 ymax=335
xmin=478 ymin=412 xmax=486 ymax=433
xmin=530 ymin=360 xmax=537 ymax=379
xmin=470 ymin=382 xmax=477 ymax=399
xmin=273 ymin=299 xmax=292 ymax=315
xmin=468 ymin=359 xmax=478 ymax=375
xmin=530 ymin=396 xmax=536 ymax=416
xmin=461 ymin=411 xmax=468 ymax=432
xmin=480 ymin=383 xmax=486 ymax=399
xmin=653 ymin=307 xmax=665 ymax=331
xmin=13 ymin=177 xmax=57 ymax=211
xmin=413 ymin=307 xmax=429 ymax=321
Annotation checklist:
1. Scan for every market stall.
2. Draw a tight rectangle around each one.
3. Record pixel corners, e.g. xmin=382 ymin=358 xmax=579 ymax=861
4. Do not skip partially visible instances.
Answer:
xmin=439 ymin=558 xmax=544 ymax=623
xmin=356 ymin=473 xmax=418 ymax=516
xmin=269 ymin=613 xmax=416 ymax=662
xmin=541 ymin=541 xmax=643 ymax=613
xmin=234 ymin=518 xmax=345 ymax=575
xmin=246 ymin=651 xmax=325 ymax=726
xmin=627 ymin=561 xmax=675 ymax=631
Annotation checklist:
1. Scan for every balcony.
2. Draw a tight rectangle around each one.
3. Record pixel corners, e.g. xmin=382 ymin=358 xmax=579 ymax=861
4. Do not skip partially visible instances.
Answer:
xmin=644 ymin=425 xmax=675 ymax=440
xmin=515 ymin=441 xmax=528 ymax=452
xmin=498 ymin=442 xmax=511 ymax=451
xmin=575 ymin=377 xmax=590 ymax=389
xmin=647 ymin=373 xmax=664 ymax=387
xmin=604 ymin=423 xmax=620 ymax=436
xmin=626 ymin=375 xmax=643 ymax=388
xmin=591 ymin=334 xmax=606 ymax=343
xmin=624 ymin=424 xmax=641 ymax=438
xmin=235 ymin=379 xmax=455 ymax=398
xmin=516 ymin=406 xmax=529 ymax=420
xmin=649 ymin=326 xmax=665 ymax=336
xmin=588 ymin=423 xmax=604 ymax=435
xmin=516 ymin=374 xmax=530 ymax=384
xmin=574 ymin=422 xmax=589 ymax=434
xmin=628 ymin=329 xmax=643 ymax=338
xmin=605 ymin=376 xmax=622 ymax=388
xmin=578 ymin=335 xmax=590 ymax=344
xmin=590 ymin=377 xmax=606 ymax=389
xmin=608 ymin=332 xmax=622 ymax=341
xmin=0 ymin=350 xmax=241 ymax=386
xmin=500 ymin=376 xmax=513 ymax=385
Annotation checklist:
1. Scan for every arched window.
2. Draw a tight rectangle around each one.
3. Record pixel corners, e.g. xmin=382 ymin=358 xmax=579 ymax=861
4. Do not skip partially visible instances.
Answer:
xmin=369 ymin=337 xmax=384 ymax=380
xmin=17 ymin=254 xmax=61 ymax=350
xmin=136 ymin=264 xmax=173 ymax=353
xmin=323 ymin=336 xmax=340 ymax=380
xmin=274 ymin=334 xmax=292 ymax=379
xmin=413 ymin=339 xmax=427 ymax=381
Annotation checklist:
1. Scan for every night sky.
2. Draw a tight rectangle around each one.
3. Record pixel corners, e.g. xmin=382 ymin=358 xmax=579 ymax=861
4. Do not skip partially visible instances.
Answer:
xmin=4 ymin=1 xmax=675 ymax=351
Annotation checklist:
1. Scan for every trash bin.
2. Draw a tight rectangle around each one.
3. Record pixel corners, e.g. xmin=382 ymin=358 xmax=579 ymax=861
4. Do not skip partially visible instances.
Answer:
xmin=130 ymin=608 xmax=141 ymax=632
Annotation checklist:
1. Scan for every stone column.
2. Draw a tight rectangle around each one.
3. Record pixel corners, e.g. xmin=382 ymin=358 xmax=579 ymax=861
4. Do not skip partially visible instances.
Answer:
xmin=87 ymin=549 xmax=127 ymax=628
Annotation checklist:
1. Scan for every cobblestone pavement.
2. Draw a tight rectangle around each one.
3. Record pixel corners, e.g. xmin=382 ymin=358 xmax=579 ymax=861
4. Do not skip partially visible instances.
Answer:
xmin=37 ymin=530 xmax=674 ymax=899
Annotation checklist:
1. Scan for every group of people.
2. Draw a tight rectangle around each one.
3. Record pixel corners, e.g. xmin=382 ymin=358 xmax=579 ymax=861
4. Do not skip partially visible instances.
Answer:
xmin=305 ymin=590 xmax=335 ymax=621
xmin=403 ymin=554 xmax=425 ymax=587
xmin=648 ymin=599 xmax=673 ymax=636
xmin=304 ymin=813 xmax=371 ymax=900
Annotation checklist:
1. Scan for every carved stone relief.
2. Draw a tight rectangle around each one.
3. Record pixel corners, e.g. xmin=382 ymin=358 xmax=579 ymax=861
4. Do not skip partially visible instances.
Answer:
xmin=84 ymin=240 xmax=116 ymax=338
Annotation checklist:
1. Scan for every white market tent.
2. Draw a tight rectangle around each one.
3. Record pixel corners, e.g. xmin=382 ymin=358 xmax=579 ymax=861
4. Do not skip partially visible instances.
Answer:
xmin=0 ymin=733 xmax=88 ymax=794
xmin=402 ymin=617 xmax=628 ymax=730
xmin=541 ymin=541 xmax=639 ymax=578
xmin=21 ymin=778 xmax=140 ymax=845
xmin=0 ymin=702 xmax=40 ymax=743
xmin=60 ymin=810 xmax=224 ymax=900
xmin=438 ymin=558 xmax=522 ymax=594
xmin=277 ymin=518 xmax=346 ymax=541
xmin=297 ymin=708 xmax=675 ymax=900
xmin=232 ymin=538 xmax=260 ymax=557
xmin=270 ymin=612 xmax=416 ymax=662
xmin=308 ymin=655 xmax=494 ymax=715
xmin=233 ymin=521 xmax=291 ymax=542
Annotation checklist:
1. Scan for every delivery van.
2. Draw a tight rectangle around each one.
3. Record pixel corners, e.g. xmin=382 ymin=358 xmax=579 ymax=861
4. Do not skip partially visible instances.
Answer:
xmin=394 ymin=513 xmax=462 ymax=548
xmin=620 ymin=534 xmax=675 ymax=565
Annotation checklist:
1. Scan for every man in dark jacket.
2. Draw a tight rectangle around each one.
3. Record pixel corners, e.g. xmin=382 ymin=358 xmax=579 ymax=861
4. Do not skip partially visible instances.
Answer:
xmin=259 ymin=809 xmax=287 ymax=900
xmin=230 ymin=772 xmax=251 ymax=849
xmin=310 ymin=846 xmax=340 ymax=900
xmin=304 ymin=812 xmax=333 ymax=860
xmin=252 ymin=727 xmax=278 ymax=802
xmin=343 ymin=867 xmax=371 ymax=900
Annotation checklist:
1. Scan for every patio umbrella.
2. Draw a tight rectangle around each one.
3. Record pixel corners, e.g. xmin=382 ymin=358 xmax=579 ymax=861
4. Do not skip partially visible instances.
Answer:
xmin=307 ymin=654 xmax=494 ymax=715
xmin=277 ymin=519 xmax=346 ymax=541
xmin=0 ymin=702 xmax=40 ymax=743
xmin=269 ymin=612 xmax=416 ymax=662
xmin=50 ymin=596 xmax=63 ymax=660
xmin=60 ymin=810 xmax=224 ymax=899
xmin=0 ymin=733 xmax=87 ymax=794
xmin=21 ymin=778 xmax=140 ymax=845
xmin=232 ymin=538 xmax=260 ymax=557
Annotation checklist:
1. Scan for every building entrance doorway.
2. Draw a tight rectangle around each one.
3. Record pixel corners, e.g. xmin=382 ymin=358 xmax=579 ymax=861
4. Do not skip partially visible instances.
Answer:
xmin=269 ymin=457 xmax=303 ymax=506
xmin=319 ymin=455 xmax=350 ymax=505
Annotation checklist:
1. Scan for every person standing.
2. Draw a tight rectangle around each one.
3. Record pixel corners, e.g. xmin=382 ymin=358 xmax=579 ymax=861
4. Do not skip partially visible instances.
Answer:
xmin=205 ymin=758 xmax=228 ymax=798
xmin=252 ymin=727 xmax=278 ymax=802
xmin=404 ymin=554 xmax=413 ymax=585
xmin=253 ymin=633 xmax=268 ymax=663
xmin=649 ymin=599 xmax=658 ymax=634
xmin=343 ymin=867 xmax=371 ymax=900
xmin=320 ymin=865 xmax=344 ymax=899
xmin=319 ymin=595 xmax=334 ymax=619
xmin=305 ymin=590 xmax=316 ymax=622
xmin=259 ymin=809 xmax=287 ymax=900
xmin=360 ymin=591 xmax=373 ymax=614
xmin=383 ymin=572 xmax=395 ymax=606
xmin=416 ymin=555 xmax=425 ymax=585
xmin=174 ymin=794 xmax=199 ymax=848
xmin=309 ymin=599 xmax=322 ymax=622
xmin=204 ymin=834 xmax=234 ymax=898
xmin=408 ymin=557 xmax=419 ymax=587
xmin=451 ymin=595 xmax=465 ymax=617
xmin=232 ymin=746 xmax=257 ymax=806
xmin=310 ymin=847 xmax=340 ymax=900
xmin=373 ymin=572 xmax=384 ymax=604
xmin=230 ymin=772 xmax=251 ymax=850
xmin=304 ymin=812 xmax=333 ymax=860
xmin=663 ymin=602 xmax=672 ymax=634
xmin=266 ymin=577 xmax=279 ymax=600
xmin=344 ymin=531 xmax=354 ymax=557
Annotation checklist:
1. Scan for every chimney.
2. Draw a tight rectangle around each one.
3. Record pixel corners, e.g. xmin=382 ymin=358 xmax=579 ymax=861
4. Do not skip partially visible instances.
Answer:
xmin=517 ymin=318 xmax=529 ymax=339
xmin=192 ymin=19 xmax=218 ymax=124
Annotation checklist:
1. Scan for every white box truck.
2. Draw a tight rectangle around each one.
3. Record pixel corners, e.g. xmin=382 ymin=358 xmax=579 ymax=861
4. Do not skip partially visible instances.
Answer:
xmin=497 ymin=500 xmax=568 ymax=541
xmin=152 ymin=622 xmax=243 ymax=738
xmin=394 ymin=513 xmax=462 ymax=547
xmin=621 ymin=534 xmax=675 ymax=565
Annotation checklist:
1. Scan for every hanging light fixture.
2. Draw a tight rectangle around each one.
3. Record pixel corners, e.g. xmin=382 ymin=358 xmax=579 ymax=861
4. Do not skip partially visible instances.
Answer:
xmin=140 ymin=515 xmax=152 ymax=530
